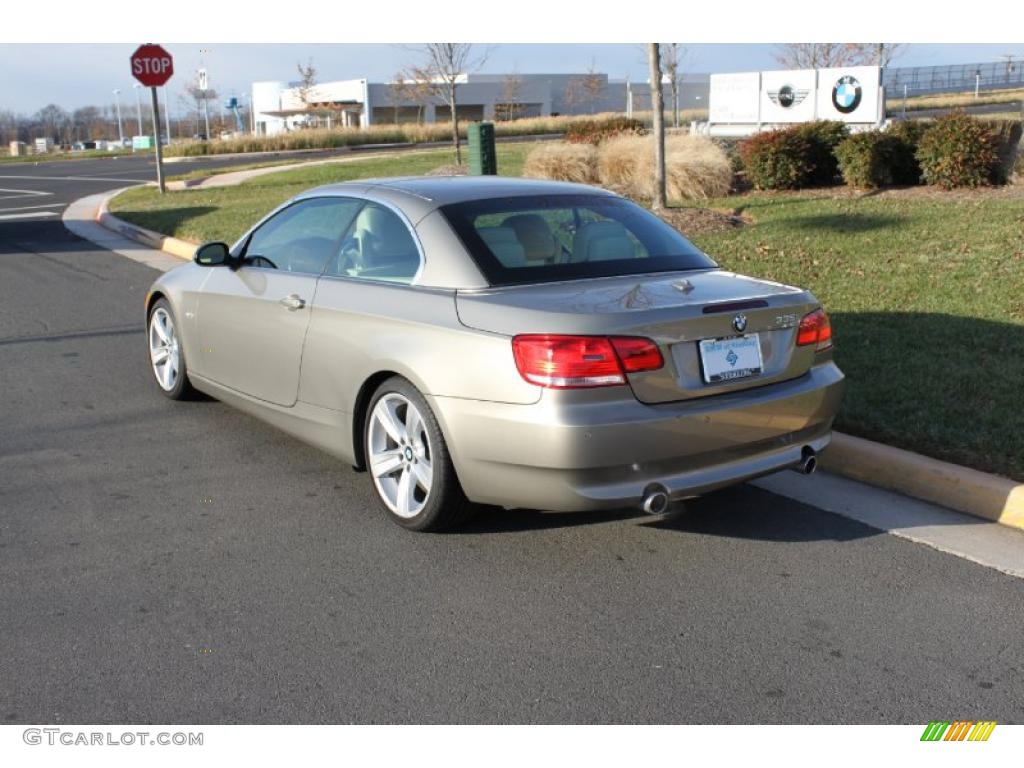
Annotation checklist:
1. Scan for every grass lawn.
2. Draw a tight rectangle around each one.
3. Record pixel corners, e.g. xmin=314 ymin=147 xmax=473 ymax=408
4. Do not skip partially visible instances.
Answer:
xmin=690 ymin=190 xmax=1024 ymax=481
xmin=111 ymin=144 xmax=533 ymax=243
xmin=891 ymin=87 xmax=1024 ymax=114
xmin=110 ymin=146 xmax=1024 ymax=480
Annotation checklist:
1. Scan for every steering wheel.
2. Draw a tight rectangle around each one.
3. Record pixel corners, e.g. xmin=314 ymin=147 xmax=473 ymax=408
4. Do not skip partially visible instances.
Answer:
xmin=246 ymin=255 xmax=278 ymax=270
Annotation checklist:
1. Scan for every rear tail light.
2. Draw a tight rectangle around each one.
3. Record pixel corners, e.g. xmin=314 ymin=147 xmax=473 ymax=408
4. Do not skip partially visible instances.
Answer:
xmin=511 ymin=335 xmax=663 ymax=389
xmin=796 ymin=308 xmax=833 ymax=352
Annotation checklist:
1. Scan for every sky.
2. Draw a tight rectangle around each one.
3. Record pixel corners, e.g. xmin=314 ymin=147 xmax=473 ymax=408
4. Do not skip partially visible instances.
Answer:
xmin=0 ymin=43 xmax=1021 ymax=115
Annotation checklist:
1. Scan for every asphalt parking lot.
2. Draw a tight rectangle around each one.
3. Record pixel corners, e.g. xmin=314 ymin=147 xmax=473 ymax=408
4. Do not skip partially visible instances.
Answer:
xmin=1 ymin=157 xmax=1022 ymax=724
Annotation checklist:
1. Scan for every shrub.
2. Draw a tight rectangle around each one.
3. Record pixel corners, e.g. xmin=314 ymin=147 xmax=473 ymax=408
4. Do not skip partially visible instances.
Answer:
xmin=835 ymin=132 xmax=903 ymax=188
xmin=596 ymin=134 xmax=649 ymax=194
xmin=739 ymin=128 xmax=816 ymax=190
xmin=523 ymin=142 xmax=598 ymax=184
xmin=886 ymin=120 xmax=927 ymax=185
xmin=564 ymin=116 xmax=645 ymax=145
xmin=916 ymin=112 xmax=1001 ymax=189
xmin=595 ymin=134 xmax=732 ymax=200
xmin=794 ymin=121 xmax=849 ymax=186
xmin=664 ymin=135 xmax=733 ymax=199
xmin=163 ymin=113 xmax=643 ymax=158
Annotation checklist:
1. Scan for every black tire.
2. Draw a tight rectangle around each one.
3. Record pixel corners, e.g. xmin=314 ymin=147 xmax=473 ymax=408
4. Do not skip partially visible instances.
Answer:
xmin=364 ymin=376 xmax=474 ymax=532
xmin=147 ymin=298 xmax=197 ymax=401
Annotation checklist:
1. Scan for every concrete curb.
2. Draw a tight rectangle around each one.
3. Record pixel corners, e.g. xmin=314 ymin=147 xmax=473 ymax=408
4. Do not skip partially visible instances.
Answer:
xmin=88 ymin=195 xmax=1024 ymax=535
xmin=819 ymin=433 xmax=1024 ymax=531
xmin=96 ymin=195 xmax=195 ymax=261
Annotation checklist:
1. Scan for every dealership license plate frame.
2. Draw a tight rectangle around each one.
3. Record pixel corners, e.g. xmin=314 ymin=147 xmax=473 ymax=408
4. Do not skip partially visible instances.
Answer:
xmin=698 ymin=334 xmax=763 ymax=384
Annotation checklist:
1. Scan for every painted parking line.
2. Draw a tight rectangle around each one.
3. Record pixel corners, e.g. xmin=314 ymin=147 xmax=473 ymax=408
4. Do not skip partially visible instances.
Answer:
xmin=0 ymin=175 xmax=148 ymax=183
xmin=0 ymin=187 xmax=54 ymax=201
xmin=0 ymin=203 xmax=65 ymax=213
xmin=0 ymin=211 xmax=58 ymax=221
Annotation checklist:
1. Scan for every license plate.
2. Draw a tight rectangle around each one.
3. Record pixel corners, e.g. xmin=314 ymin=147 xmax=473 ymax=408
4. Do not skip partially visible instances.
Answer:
xmin=698 ymin=334 xmax=763 ymax=383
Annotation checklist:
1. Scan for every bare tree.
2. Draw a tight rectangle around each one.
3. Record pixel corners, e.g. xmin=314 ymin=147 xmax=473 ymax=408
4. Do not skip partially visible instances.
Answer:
xmin=405 ymin=44 xmax=489 ymax=164
xmin=563 ymin=78 xmax=583 ymax=113
xmin=580 ymin=61 xmax=605 ymax=114
xmin=661 ymin=44 xmax=690 ymax=128
xmin=648 ymin=44 xmax=666 ymax=210
xmin=389 ymin=71 xmax=435 ymax=124
xmin=846 ymin=43 xmax=908 ymax=68
xmin=499 ymin=72 xmax=523 ymax=121
xmin=386 ymin=72 xmax=409 ymax=124
xmin=773 ymin=44 xmax=858 ymax=70
xmin=296 ymin=59 xmax=318 ymax=128
xmin=35 ymin=104 xmax=70 ymax=145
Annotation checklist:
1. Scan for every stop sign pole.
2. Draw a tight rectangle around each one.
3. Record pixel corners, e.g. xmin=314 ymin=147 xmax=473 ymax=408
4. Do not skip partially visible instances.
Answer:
xmin=130 ymin=44 xmax=174 ymax=193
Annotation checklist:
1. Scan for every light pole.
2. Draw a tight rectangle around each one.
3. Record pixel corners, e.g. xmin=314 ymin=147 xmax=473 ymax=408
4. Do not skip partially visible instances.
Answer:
xmin=113 ymin=89 xmax=124 ymax=144
xmin=133 ymin=83 xmax=144 ymax=137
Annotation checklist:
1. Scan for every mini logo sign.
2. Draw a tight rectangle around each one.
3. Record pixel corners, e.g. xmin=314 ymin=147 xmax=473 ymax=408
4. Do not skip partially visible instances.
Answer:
xmin=767 ymin=84 xmax=809 ymax=108
xmin=832 ymin=75 xmax=863 ymax=114
xmin=920 ymin=721 xmax=997 ymax=742
xmin=732 ymin=314 xmax=747 ymax=333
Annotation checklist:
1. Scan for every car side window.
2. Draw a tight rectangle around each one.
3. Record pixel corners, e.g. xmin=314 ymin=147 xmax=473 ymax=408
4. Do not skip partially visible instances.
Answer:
xmin=243 ymin=197 xmax=363 ymax=275
xmin=329 ymin=203 xmax=421 ymax=284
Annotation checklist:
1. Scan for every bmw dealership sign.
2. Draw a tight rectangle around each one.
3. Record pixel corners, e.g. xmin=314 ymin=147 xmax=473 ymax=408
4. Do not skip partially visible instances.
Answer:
xmin=760 ymin=69 xmax=816 ymax=123
xmin=707 ymin=66 xmax=883 ymax=135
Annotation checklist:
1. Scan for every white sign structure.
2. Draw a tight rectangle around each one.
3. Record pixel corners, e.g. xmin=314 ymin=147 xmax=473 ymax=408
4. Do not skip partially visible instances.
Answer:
xmin=708 ymin=72 xmax=760 ymax=124
xmin=759 ymin=69 xmax=816 ymax=124
xmin=198 ymin=68 xmax=209 ymax=91
xmin=815 ymin=66 xmax=883 ymax=123
xmin=703 ymin=66 xmax=884 ymax=136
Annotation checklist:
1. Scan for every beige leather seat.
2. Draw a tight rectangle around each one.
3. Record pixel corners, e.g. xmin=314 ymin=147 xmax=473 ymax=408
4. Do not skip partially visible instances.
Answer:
xmin=502 ymin=214 xmax=559 ymax=264
xmin=346 ymin=205 xmax=420 ymax=278
xmin=476 ymin=226 xmax=525 ymax=267
xmin=571 ymin=220 xmax=636 ymax=262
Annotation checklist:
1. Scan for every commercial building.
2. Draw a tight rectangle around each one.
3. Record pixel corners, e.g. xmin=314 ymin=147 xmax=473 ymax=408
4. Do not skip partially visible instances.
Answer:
xmin=251 ymin=72 xmax=710 ymax=135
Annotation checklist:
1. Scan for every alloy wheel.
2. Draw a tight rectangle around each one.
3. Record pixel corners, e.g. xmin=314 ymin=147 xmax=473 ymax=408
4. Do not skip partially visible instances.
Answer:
xmin=367 ymin=393 xmax=434 ymax=518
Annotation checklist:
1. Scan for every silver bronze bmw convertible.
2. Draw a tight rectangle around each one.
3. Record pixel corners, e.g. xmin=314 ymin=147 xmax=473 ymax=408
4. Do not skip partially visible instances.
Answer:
xmin=145 ymin=176 xmax=843 ymax=531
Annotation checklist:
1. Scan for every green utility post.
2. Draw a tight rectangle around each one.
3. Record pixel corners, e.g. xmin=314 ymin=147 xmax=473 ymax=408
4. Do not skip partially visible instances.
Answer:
xmin=468 ymin=122 xmax=497 ymax=175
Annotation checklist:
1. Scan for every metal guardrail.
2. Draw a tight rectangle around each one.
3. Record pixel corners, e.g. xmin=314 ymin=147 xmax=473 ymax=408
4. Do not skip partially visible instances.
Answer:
xmin=885 ymin=60 xmax=1024 ymax=97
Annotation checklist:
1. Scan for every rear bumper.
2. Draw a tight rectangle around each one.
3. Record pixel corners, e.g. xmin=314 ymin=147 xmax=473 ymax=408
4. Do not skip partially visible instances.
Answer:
xmin=429 ymin=361 xmax=844 ymax=512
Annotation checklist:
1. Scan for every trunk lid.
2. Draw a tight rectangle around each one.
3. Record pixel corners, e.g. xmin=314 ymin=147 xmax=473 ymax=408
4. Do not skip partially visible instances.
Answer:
xmin=455 ymin=269 xmax=822 ymax=403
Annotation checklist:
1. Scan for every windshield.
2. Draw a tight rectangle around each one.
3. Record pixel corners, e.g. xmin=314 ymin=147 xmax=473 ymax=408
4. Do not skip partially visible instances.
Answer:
xmin=440 ymin=193 xmax=716 ymax=286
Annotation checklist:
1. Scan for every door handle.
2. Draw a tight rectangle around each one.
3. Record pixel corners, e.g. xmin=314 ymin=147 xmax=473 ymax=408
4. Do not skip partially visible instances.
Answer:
xmin=279 ymin=294 xmax=306 ymax=311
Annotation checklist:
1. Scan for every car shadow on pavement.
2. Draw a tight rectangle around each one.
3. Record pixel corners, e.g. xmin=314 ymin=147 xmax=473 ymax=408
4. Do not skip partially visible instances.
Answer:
xmin=0 ymin=220 xmax=92 ymax=255
xmin=641 ymin=484 xmax=880 ymax=542
xmin=457 ymin=483 xmax=880 ymax=543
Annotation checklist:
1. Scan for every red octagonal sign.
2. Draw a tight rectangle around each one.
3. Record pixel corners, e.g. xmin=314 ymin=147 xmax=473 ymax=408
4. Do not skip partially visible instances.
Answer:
xmin=131 ymin=44 xmax=174 ymax=87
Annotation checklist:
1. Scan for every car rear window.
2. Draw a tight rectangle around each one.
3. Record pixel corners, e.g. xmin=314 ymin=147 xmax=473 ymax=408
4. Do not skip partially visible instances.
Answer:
xmin=439 ymin=193 xmax=716 ymax=286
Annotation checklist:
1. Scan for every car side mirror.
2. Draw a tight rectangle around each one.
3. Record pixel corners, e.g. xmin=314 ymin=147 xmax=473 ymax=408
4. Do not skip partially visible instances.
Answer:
xmin=194 ymin=241 xmax=231 ymax=267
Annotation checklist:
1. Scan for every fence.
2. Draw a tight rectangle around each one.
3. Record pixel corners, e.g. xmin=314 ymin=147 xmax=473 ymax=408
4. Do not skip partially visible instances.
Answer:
xmin=884 ymin=60 xmax=1024 ymax=97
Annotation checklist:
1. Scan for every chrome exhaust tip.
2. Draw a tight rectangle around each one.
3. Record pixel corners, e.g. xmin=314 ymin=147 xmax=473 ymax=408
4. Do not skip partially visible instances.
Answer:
xmin=641 ymin=487 xmax=670 ymax=515
xmin=794 ymin=447 xmax=818 ymax=475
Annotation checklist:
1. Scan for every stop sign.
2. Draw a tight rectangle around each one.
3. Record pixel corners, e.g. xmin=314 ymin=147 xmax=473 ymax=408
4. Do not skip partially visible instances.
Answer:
xmin=130 ymin=44 xmax=174 ymax=87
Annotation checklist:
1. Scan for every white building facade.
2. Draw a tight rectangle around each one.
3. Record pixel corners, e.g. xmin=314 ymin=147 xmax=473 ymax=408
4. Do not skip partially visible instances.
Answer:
xmin=251 ymin=72 xmax=710 ymax=135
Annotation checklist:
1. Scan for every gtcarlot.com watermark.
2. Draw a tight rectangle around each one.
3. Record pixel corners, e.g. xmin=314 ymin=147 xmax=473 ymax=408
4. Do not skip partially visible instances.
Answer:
xmin=23 ymin=728 xmax=203 ymax=747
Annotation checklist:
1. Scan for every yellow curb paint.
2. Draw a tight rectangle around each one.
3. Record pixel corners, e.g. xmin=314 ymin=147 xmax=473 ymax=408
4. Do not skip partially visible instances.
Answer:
xmin=96 ymin=201 xmax=194 ymax=262
xmin=821 ymin=433 xmax=1024 ymax=531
